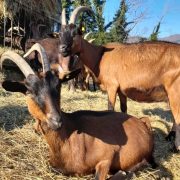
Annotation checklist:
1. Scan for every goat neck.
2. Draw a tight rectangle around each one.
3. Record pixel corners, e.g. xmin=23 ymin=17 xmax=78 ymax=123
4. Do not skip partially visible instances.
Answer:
xmin=38 ymin=112 xmax=74 ymax=169
xmin=77 ymin=37 xmax=104 ymax=77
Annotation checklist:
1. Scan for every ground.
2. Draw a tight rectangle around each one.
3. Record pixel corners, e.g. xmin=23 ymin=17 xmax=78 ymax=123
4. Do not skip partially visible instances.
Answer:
xmin=0 ymin=47 xmax=179 ymax=179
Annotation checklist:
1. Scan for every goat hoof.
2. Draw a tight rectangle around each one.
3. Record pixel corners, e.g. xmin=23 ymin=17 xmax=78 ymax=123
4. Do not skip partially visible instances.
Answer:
xmin=168 ymin=143 xmax=179 ymax=153
xmin=165 ymin=131 xmax=175 ymax=141
xmin=175 ymin=145 xmax=180 ymax=153
xmin=108 ymin=171 xmax=134 ymax=180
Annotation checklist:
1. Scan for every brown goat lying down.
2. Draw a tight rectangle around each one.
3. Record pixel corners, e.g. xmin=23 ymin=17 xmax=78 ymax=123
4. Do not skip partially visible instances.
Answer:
xmin=5 ymin=78 xmax=155 ymax=179
xmin=1 ymin=50 xmax=155 ymax=180
xmin=34 ymin=110 xmax=154 ymax=179
xmin=5 ymin=82 xmax=155 ymax=180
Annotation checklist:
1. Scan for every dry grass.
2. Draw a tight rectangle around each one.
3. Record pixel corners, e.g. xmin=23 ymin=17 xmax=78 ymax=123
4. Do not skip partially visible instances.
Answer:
xmin=0 ymin=48 xmax=179 ymax=179
xmin=1 ymin=0 xmax=60 ymax=21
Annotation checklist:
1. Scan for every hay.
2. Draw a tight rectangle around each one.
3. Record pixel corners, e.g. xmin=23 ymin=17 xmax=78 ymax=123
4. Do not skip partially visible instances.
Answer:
xmin=0 ymin=0 xmax=61 ymax=22
xmin=0 ymin=82 xmax=180 ymax=179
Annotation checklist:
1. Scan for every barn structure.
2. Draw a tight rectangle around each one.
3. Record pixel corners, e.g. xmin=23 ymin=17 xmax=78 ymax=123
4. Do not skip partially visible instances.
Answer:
xmin=0 ymin=0 xmax=62 ymax=47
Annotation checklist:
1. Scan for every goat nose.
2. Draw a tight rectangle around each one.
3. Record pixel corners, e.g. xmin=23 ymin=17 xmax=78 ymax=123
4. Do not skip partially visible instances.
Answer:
xmin=59 ymin=45 xmax=67 ymax=52
xmin=48 ymin=117 xmax=62 ymax=130
xmin=47 ymin=114 xmax=62 ymax=130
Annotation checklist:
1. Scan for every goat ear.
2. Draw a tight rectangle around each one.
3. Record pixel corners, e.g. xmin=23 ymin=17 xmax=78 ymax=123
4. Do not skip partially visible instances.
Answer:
xmin=61 ymin=68 xmax=81 ymax=83
xmin=2 ymin=81 xmax=27 ymax=94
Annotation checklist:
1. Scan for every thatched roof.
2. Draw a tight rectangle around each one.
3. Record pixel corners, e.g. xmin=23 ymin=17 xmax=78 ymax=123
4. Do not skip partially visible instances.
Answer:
xmin=1 ymin=0 xmax=61 ymax=23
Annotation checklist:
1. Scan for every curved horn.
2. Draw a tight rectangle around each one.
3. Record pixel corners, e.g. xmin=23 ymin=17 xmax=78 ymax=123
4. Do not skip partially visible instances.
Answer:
xmin=69 ymin=6 xmax=94 ymax=24
xmin=88 ymin=38 xmax=95 ymax=43
xmin=0 ymin=51 xmax=35 ymax=78
xmin=61 ymin=8 xmax=67 ymax=26
xmin=23 ymin=43 xmax=50 ymax=73
xmin=84 ymin=32 xmax=92 ymax=40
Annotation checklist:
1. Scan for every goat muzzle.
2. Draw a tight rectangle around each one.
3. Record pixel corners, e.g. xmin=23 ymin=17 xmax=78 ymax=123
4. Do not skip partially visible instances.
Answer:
xmin=59 ymin=45 xmax=71 ymax=57
xmin=47 ymin=113 xmax=62 ymax=130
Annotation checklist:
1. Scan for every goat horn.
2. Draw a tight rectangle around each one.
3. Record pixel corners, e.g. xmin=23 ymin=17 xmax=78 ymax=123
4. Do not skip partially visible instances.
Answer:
xmin=0 ymin=51 xmax=35 ymax=78
xmin=84 ymin=32 xmax=92 ymax=40
xmin=61 ymin=8 xmax=67 ymax=26
xmin=23 ymin=43 xmax=50 ymax=73
xmin=88 ymin=38 xmax=95 ymax=43
xmin=69 ymin=6 xmax=94 ymax=24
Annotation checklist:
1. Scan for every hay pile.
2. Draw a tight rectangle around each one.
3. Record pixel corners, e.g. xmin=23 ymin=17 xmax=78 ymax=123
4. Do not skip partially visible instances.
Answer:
xmin=1 ymin=0 xmax=61 ymax=22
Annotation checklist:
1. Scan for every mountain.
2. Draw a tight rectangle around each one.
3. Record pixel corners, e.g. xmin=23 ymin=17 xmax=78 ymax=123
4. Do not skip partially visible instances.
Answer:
xmin=126 ymin=36 xmax=144 ymax=43
xmin=160 ymin=34 xmax=180 ymax=43
xmin=127 ymin=34 xmax=180 ymax=43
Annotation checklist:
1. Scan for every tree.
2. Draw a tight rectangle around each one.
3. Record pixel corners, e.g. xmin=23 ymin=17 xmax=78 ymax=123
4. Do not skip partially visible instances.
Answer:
xmin=61 ymin=0 xmax=74 ymax=23
xmin=108 ymin=0 xmax=131 ymax=43
xmin=149 ymin=21 xmax=161 ymax=41
xmin=92 ymin=0 xmax=106 ymax=32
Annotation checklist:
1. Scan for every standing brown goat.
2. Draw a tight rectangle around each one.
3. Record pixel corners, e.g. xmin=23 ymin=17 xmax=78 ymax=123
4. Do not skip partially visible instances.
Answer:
xmin=58 ymin=6 xmax=180 ymax=151
xmin=1 ymin=48 xmax=155 ymax=180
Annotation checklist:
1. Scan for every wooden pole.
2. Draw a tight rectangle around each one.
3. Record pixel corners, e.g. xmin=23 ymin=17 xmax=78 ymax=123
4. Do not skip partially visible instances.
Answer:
xmin=24 ymin=10 xmax=26 ymax=36
xmin=3 ymin=1 xmax=6 ymax=47
xmin=11 ymin=17 xmax=13 ymax=49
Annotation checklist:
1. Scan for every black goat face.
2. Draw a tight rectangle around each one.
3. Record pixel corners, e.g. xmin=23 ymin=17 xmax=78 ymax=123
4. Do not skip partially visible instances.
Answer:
xmin=2 ymin=69 xmax=81 ymax=130
xmin=25 ymin=72 xmax=62 ymax=130
xmin=59 ymin=25 xmax=79 ymax=57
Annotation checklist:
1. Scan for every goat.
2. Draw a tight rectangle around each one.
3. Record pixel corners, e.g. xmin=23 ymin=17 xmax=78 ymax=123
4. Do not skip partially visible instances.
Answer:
xmin=1 ymin=48 xmax=155 ymax=180
xmin=5 ymin=35 xmax=26 ymax=51
xmin=0 ymin=47 xmax=80 ymax=129
xmin=58 ymin=6 xmax=180 ymax=151
xmin=5 ymin=27 xmax=26 ymax=51
xmin=23 ymin=38 xmax=71 ymax=78
xmin=24 ymin=20 xmax=96 ymax=91
xmin=76 ymin=32 xmax=97 ymax=91
xmin=22 ymin=8 xmax=80 ymax=84
xmin=68 ymin=52 xmax=97 ymax=91
xmin=6 ymin=27 xmax=25 ymax=36
xmin=5 ymin=24 xmax=45 ymax=51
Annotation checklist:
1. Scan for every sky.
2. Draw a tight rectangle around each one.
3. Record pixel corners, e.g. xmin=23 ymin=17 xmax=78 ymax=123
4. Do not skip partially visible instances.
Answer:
xmin=104 ymin=0 xmax=180 ymax=38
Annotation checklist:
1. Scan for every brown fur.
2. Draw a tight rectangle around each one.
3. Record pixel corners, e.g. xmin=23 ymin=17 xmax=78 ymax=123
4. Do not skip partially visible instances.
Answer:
xmin=2 ymin=70 xmax=154 ymax=179
xmin=25 ymin=38 xmax=70 ymax=71
xmin=29 ymin=104 xmax=154 ymax=179
xmin=60 ymin=33 xmax=180 ymax=150
xmin=25 ymin=38 xmax=93 ymax=91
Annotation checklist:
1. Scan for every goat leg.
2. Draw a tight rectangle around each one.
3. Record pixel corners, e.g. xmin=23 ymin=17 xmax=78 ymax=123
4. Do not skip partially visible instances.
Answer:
xmin=95 ymin=160 xmax=111 ymax=180
xmin=107 ymin=88 xmax=118 ymax=111
xmin=165 ymin=81 xmax=180 ymax=151
xmin=108 ymin=171 xmax=134 ymax=180
xmin=117 ymin=90 xmax=127 ymax=113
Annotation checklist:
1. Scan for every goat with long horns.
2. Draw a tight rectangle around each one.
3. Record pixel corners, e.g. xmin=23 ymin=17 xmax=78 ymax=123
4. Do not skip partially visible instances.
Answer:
xmin=58 ymin=5 xmax=180 ymax=152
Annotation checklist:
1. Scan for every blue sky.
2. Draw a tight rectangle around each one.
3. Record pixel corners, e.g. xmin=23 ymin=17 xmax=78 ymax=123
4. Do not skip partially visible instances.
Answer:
xmin=104 ymin=0 xmax=180 ymax=38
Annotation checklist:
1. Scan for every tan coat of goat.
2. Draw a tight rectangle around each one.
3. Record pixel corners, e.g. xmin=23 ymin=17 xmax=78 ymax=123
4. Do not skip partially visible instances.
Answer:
xmin=59 ymin=29 xmax=180 ymax=150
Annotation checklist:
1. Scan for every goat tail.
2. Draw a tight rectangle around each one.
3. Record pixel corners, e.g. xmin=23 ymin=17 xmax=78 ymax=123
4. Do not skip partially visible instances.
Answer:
xmin=139 ymin=117 xmax=152 ymax=131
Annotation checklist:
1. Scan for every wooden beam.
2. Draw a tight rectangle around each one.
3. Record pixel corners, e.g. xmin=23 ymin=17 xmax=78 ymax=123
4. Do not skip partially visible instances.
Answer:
xmin=3 ymin=1 xmax=6 ymax=47
xmin=11 ymin=17 xmax=13 ymax=49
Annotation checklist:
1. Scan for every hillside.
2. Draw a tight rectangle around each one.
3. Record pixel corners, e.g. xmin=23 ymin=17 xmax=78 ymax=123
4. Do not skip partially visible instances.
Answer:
xmin=127 ymin=34 xmax=180 ymax=43
xmin=160 ymin=34 xmax=180 ymax=43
